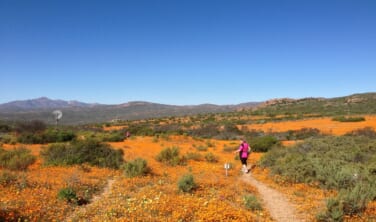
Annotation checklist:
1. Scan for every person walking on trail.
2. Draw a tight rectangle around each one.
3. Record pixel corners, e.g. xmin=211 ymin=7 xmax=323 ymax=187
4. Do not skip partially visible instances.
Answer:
xmin=125 ymin=131 xmax=130 ymax=140
xmin=234 ymin=139 xmax=251 ymax=173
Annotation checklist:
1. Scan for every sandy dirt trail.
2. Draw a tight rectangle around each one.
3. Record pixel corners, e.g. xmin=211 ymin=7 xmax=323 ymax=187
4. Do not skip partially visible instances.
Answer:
xmin=242 ymin=173 xmax=308 ymax=222
xmin=65 ymin=178 xmax=115 ymax=222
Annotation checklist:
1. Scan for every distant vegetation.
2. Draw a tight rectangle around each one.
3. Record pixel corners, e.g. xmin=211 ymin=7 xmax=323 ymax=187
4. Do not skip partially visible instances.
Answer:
xmin=0 ymin=93 xmax=375 ymax=125
xmin=251 ymin=93 xmax=376 ymax=118
xmin=332 ymin=116 xmax=365 ymax=122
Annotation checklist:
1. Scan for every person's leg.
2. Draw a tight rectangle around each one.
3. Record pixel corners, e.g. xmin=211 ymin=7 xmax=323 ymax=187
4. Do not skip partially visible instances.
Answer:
xmin=244 ymin=158 xmax=249 ymax=173
xmin=241 ymin=158 xmax=247 ymax=173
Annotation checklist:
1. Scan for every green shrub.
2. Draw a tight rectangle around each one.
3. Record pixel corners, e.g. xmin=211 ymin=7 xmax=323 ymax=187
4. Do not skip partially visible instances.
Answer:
xmin=188 ymin=123 xmax=220 ymax=138
xmin=340 ymin=182 xmax=375 ymax=216
xmin=0 ymin=134 xmax=13 ymax=144
xmin=317 ymin=182 xmax=374 ymax=221
xmin=17 ymin=129 xmax=76 ymax=144
xmin=43 ymin=129 xmax=76 ymax=143
xmin=288 ymin=128 xmax=321 ymax=140
xmin=0 ymin=170 xmax=18 ymax=186
xmin=15 ymin=120 xmax=46 ymax=134
xmin=243 ymin=194 xmax=262 ymax=210
xmin=17 ymin=133 xmax=43 ymax=144
xmin=204 ymin=152 xmax=218 ymax=163
xmin=102 ymin=131 xmax=125 ymax=142
xmin=205 ymin=140 xmax=215 ymax=148
xmin=156 ymin=146 xmax=186 ymax=166
xmin=262 ymin=136 xmax=376 ymax=218
xmin=178 ymin=173 xmax=197 ymax=193
xmin=123 ymin=158 xmax=150 ymax=178
xmin=0 ymin=123 xmax=11 ymax=133
xmin=259 ymin=146 xmax=288 ymax=168
xmin=41 ymin=139 xmax=124 ymax=169
xmin=0 ymin=147 xmax=36 ymax=171
xmin=332 ymin=116 xmax=365 ymax=122
xmin=185 ymin=152 xmax=203 ymax=161
xmin=317 ymin=198 xmax=344 ymax=222
xmin=345 ymin=127 xmax=376 ymax=138
xmin=273 ymin=153 xmax=316 ymax=183
xmin=57 ymin=187 xmax=78 ymax=204
xmin=195 ymin=145 xmax=208 ymax=152
xmin=249 ymin=136 xmax=279 ymax=152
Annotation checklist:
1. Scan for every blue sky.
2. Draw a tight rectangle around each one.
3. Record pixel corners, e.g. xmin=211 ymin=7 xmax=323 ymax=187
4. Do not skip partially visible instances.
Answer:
xmin=1 ymin=0 xmax=375 ymax=105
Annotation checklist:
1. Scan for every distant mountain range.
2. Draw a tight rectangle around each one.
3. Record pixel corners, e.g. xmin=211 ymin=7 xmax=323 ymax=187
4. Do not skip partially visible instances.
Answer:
xmin=0 ymin=97 xmax=99 ymax=111
xmin=1 ymin=93 xmax=375 ymax=125
xmin=0 ymin=97 xmax=260 ymax=124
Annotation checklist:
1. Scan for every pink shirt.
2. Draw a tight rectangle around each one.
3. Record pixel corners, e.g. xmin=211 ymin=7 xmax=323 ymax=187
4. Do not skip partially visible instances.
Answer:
xmin=238 ymin=142 xmax=249 ymax=158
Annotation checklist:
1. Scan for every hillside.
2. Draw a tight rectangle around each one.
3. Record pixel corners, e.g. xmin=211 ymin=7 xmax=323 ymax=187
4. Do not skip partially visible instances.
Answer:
xmin=0 ymin=98 xmax=258 ymax=125
xmin=1 ymin=92 xmax=376 ymax=125
xmin=253 ymin=93 xmax=376 ymax=116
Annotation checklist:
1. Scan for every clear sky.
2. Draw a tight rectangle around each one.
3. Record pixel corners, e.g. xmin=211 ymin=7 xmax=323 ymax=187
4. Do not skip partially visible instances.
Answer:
xmin=1 ymin=0 xmax=375 ymax=105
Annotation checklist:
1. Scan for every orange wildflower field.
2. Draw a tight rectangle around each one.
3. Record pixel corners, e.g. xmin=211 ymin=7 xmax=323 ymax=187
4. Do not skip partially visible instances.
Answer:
xmin=246 ymin=115 xmax=376 ymax=135
xmin=1 ymin=136 xmax=273 ymax=221
xmin=1 ymin=116 xmax=376 ymax=221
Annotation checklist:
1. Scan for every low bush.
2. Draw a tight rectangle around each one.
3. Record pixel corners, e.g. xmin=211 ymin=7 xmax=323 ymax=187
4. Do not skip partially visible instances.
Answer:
xmin=57 ymin=187 xmax=78 ymax=204
xmin=17 ymin=129 xmax=76 ymax=144
xmin=127 ymin=124 xmax=154 ymax=136
xmin=185 ymin=152 xmax=203 ymax=161
xmin=261 ymin=136 xmax=376 ymax=218
xmin=0 ymin=147 xmax=36 ymax=171
xmin=332 ymin=116 xmax=365 ymax=122
xmin=41 ymin=139 xmax=124 ymax=169
xmin=123 ymin=158 xmax=150 ymax=178
xmin=17 ymin=133 xmax=43 ymax=144
xmin=317 ymin=182 xmax=375 ymax=221
xmin=0 ymin=170 xmax=18 ymax=186
xmin=249 ymin=136 xmax=279 ymax=152
xmin=340 ymin=182 xmax=375 ymax=216
xmin=195 ymin=145 xmax=208 ymax=152
xmin=345 ymin=127 xmax=376 ymax=138
xmin=102 ymin=131 xmax=125 ymax=142
xmin=286 ymin=128 xmax=321 ymax=140
xmin=0 ymin=134 xmax=13 ymax=144
xmin=188 ymin=123 xmax=220 ymax=139
xmin=243 ymin=194 xmax=262 ymax=210
xmin=204 ymin=152 xmax=218 ymax=163
xmin=178 ymin=173 xmax=197 ymax=193
xmin=316 ymin=198 xmax=344 ymax=222
xmin=15 ymin=120 xmax=46 ymax=134
xmin=156 ymin=146 xmax=186 ymax=166
xmin=0 ymin=123 xmax=11 ymax=133
xmin=43 ymin=129 xmax=76 ymax=143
